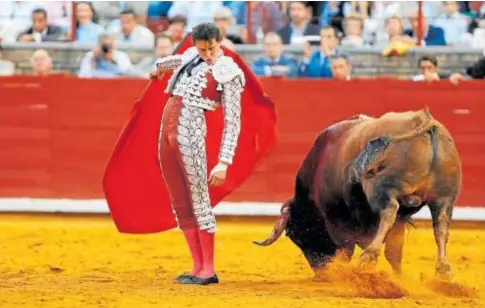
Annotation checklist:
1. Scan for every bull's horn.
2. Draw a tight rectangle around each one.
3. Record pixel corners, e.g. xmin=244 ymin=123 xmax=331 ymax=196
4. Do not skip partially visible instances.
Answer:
xmin=252 ymin=203 xmax=290 ymax=246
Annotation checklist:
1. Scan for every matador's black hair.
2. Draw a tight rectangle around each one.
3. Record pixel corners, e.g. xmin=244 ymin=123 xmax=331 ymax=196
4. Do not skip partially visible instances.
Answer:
xmin=192 ymin=23 xmax=222 ymax=43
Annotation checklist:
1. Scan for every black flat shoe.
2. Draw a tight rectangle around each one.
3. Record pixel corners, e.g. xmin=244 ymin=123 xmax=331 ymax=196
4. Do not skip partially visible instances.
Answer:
xmin=190 ymin=274 xmax=219 ymax=285
xmin=175 ymin=273 xmax=194 ymax=283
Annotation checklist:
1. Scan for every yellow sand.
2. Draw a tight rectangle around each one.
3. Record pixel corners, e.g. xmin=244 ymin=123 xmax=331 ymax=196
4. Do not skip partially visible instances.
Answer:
xmin=0 ymin=214 xmax=484 ymax=308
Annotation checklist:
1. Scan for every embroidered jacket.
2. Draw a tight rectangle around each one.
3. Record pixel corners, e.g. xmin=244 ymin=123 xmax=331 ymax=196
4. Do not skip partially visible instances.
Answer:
xmin=155 ymin=47 xmax=245 ymax=165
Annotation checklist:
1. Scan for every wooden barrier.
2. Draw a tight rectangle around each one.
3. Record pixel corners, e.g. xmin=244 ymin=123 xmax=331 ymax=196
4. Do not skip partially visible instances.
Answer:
xmin=0 ymin=76 xmax=484 ymax=207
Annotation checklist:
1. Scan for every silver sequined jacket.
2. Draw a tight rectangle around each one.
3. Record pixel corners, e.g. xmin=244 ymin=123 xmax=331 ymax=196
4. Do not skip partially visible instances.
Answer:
xmin=155 ymin=47 xmax=246 ymax=165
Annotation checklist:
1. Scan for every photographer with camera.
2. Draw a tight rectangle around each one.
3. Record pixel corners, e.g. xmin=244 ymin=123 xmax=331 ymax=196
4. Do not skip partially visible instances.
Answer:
xmin=78 ymin=33 xmax=134 ymax=78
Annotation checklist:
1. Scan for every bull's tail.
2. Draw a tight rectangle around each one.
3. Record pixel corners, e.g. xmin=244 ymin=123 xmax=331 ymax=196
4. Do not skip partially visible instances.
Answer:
xmin=391 ymin=109 xmax=436 ymax=142
xmin=391 ymin=109 xmax=440 ymax=173
xmin=350 ymin=109 xmax=438 ymax=181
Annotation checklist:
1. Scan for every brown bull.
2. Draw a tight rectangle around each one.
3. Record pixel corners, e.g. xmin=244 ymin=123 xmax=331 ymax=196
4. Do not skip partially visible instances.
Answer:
xmin=254 ymin=109 xmax=462 ymax=279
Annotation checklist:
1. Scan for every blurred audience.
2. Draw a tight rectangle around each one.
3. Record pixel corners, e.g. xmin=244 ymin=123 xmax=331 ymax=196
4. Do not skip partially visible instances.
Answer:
xmin=0 ymin=1 xmax=37 ymax=43
xmin=432 ymin=1 xmax=468 ymax=46
xmin=168 ymin=1 xmax=225 ymax=30
xmin=277 ymin=1 xmax=320 ymax=45
xmin=40 ymin=1 xmax=72 ymax=32
xmin=0 ymin=0 xmax=482 ymax=82
xmin=93 ymin=1 xmax=149 ymax=27
xmin=147 ymin=1 xmax=173 ymax=20
xmin=375 ymin=15 xmax=415 ymax=47
xmin=31 ymin=49 xmax=53 ymax=76
xmin=78 ymin=33 xmax=133 ymax=78
xmin=450 ymin=56 xmax=485 ymax=84
xmin=111 ymin=9 xmax=154 ymax=47
xmin=412 ymin=55 xmax=449 ymax=82
xmin=213 ymin=7 xmax=243 ymax=50
xmin=340 ymin=15 xmax=367 ymax=47
xmin=163 ymin=15 xmax=187 ymax=46
xmin=134 ymin=34 xmax=174 ymax=78
xmin=251 ymin=32 xmax=298 ymax=77
xmin=17 ymin=8 xmax=67 ymax=43
xmin=236 ymin=2 xmax=287 ymax=43
xmin=330 ymin=54 xmax=352 ymax=80
xmin=297 ymin=26 xmax=340 ymax=78
xmin=405 ymin=8 xmax=447 ymax=46
xmin=75 ymin=2 xmax=105 ymax=44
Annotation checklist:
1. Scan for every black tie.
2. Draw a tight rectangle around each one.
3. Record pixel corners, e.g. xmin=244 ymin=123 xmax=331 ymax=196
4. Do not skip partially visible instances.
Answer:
xmin=186 ymin=57 xmax=204 ymax=76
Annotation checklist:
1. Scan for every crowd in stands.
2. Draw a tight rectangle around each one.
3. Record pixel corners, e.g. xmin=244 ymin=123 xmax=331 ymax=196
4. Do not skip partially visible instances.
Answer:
xmin=0 ymin=1 xmax=484 ymax=82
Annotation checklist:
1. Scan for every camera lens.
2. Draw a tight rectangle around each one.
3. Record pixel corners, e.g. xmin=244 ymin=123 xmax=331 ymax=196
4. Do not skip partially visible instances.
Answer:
xmin=101 ymin=43 xmax=111 ymax=53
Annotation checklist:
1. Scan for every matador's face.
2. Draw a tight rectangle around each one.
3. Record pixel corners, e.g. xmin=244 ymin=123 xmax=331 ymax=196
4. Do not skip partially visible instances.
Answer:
xmin=194 ymin=39 xmax=221 ymax=65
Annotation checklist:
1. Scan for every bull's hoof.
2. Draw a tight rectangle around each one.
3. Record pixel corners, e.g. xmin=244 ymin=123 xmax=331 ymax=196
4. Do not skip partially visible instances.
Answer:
xmin=435 ymin=262 xmax=452 ymax=281
xmin=358 ymin=247 xmax=380 ymax=268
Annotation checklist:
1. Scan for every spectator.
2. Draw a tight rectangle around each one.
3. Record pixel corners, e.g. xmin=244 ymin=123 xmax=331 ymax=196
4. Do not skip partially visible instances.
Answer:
xmin=78 ymin=33 xmax=134 ymax=78
xmin=330 ymin=54 xmax=352 ymax=81
xmin=17 ymin=8 xmax=67 ymax=43
xmin=375 ymin=15 xmax=416 ymax=48
xmin=111 ymin=9 xmax=154 ymax=47
xmin=168 ymin=1 xmax=225 ymax=30
xmin=405 ymin=9 xmax=447 ymax=46
xmin=340 ymin=15 xmax=366 ymax=47
xmin=75 ymin=2 xmax=105 ymax=44
xmin=31 ymin=49 xmax=53 ymax=76
xmin=297 ymin=26 xmax=340 ymax=78
xmin=412 ymin=55 xmax=449 ymax=82
xmin=134 ymin=34 xmax=174 ymax=78
xmin=277 ymin=1 xmax=320 ymax=44
xmin=433 ymin=1 xmax=468 ymax=46
xmin=450 ymin=56 xmax=485 ymax=84
xmin=0 ymin=44 xmax=15 ymax=76
xmin=213 ymin=6 xmax=243 ymax=49
xmin=251 ymin=32 xmax=298 ymax=77
xmin=164 ymin=15 xmax=187 ymax=46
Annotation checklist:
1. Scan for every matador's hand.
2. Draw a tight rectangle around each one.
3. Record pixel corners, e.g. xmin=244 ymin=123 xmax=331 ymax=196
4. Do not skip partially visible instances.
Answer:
xmin=149 ymin=68 xmax=163 ymax=80
xmin=208 ymin=162 xmax=229 ymax=187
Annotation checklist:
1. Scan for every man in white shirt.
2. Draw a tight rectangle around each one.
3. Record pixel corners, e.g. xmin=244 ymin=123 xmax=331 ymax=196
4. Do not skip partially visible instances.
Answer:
xmin=111 ymin=9 xmax=154 ymax=48
xmin=78 ymin=33 xmax=134 ymax=78
xmin=412 ymin=55 xmax=447 ymax=82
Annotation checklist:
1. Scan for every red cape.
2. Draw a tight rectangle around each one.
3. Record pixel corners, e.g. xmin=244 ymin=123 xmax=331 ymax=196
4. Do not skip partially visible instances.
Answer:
xmin=103 ymin=34 xmax=278 ymax=234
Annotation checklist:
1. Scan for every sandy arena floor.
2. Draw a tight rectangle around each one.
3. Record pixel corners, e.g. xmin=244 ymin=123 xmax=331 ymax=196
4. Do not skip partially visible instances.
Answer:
xmin=0 ymin=214 xmax=484 ymax=308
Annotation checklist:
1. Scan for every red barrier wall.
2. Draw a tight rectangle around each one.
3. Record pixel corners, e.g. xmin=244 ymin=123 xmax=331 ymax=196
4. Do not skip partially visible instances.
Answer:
xmin=0 ymin=76 xmax=484 ymax=207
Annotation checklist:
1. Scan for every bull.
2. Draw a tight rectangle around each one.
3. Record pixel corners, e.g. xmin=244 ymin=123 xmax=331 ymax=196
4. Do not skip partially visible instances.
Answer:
xmin=254 ymin=109 xmax=462 ymax=279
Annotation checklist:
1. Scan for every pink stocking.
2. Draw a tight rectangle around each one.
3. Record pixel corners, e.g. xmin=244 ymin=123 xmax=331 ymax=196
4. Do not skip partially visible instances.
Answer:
xmin=197 ymin=230 xmax=215 ymax=278
xmin=182 ymin=229 xmax=203 ymax=275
